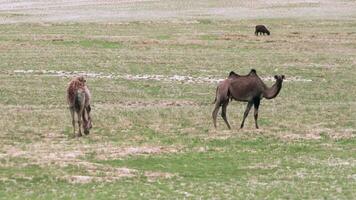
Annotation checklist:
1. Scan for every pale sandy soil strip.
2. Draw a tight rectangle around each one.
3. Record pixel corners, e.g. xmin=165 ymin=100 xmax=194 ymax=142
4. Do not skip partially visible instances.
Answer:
xmin=11 ymin=69 xmax=313 ymax=83
xmin=0 ymin=0 xmax=356 ymax=23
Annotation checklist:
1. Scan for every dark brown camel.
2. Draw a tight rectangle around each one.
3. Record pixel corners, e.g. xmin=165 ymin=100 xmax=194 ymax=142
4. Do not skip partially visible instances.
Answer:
xmin=212 ymin=69 xmax=284 ymax=129
xmin=255 ymin=25 xmax=270 ymax=36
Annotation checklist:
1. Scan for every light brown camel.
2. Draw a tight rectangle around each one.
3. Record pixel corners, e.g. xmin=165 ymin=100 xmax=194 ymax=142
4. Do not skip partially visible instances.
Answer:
xmin=212 ymin=69 xmax=284 ymax=129
xmin=67 ymin=76 xmax=92 ymax=137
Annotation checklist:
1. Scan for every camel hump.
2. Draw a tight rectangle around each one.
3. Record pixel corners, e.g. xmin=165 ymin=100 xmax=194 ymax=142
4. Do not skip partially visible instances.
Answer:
xmin=228 ymin=71 xmax=240 ymax=79
xmin=229 ymin=71 xmax=240 ymax=78
xmin=250 ymin=69 xmax=257 ymax=74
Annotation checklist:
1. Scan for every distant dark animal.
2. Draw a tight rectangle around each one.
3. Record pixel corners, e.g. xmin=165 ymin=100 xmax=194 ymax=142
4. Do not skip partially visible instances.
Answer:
xmin=67 ymin=76 xmax=92 ymax=137
xmin=212 ymin=69 xmax=284 ymax=129
xmin=255 ymin=25 xmax=270 ymax=36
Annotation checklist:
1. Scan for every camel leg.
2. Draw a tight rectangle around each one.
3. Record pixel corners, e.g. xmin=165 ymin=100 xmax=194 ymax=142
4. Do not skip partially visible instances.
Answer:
xmin=212 ymin=102 xmax=221 ymax=129
xmin=253 ymin=98 xmax=260 ymax=129
xmin=69 ymin=107 xmax=76 ymax=136
xmin=86 ymin=105 xmax=91 ymax=119
xmin=82 ymin=109 xmax=89 ymax=135
xmin=77 ymin=110 xmax=83 ymax=137
xmin=240 ymin=101 xmax=253 ymax=129
xmin=221 ymin=101 xmax=231 ymax=129
xmin=86 ymin=105 xmax=92 ymax=125
xmin=82 ymin=109 xmax=87 ymax=124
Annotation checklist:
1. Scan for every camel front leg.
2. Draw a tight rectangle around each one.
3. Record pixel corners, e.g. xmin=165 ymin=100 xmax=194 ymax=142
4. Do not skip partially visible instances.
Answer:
xmin=253 ymin=98 xmax=260 ymax=129
xmin=86 ymin=105 xmax=91 ymax=121
xmin=221 ymin=101 xmax=231 ymax=129
xmin=82 ymin=110 xmax=88 ymax=135
xmin=82 ymin=108 xmax=92 ymax=135
xmin=240 ymin=101 xmax=253 ymax=129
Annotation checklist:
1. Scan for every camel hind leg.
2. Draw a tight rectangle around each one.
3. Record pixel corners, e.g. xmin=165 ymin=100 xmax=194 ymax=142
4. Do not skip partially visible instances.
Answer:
xmin=212 ymin=98 xmax=230 ymax=129
xmin=82 ymin=109 xmax=89 ymax=135
xmin=75 ymin=92 xmax=86 ymax=137
xmin=69 ymin=107 xmax=76 ymax=136
xmin=212 ymin=101 xmax=221 ymax=129
xmin=77 ymin=105 xmax=85 ymax=137
xmin=240 ymin=101 xmax=253 ymax=129
xmin=212 ymin=81 xmax=230 ymax=129
xmin=77 ymin=111 xmax=83 ymax=137
xmin=221 ymin=101 xmax=231 ymax=129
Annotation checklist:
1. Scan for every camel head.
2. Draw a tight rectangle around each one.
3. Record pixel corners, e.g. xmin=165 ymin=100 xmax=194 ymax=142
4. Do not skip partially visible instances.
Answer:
xmin=274 ymin=75 xmax=285 ymax=82
xmin=83 ymin=117 xmax=92 ymax=135
xmin=76 ymin=76 xmax=86 ymax=83
xmin=249 ymin=69 xmax=257 ymax=75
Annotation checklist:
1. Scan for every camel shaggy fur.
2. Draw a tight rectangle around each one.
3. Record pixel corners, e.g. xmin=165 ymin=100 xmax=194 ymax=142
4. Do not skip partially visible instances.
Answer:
xmin=213 ymin=69 xmax=284 ymax=129
xmin=67 ymin=76 xmax=92 ymax=137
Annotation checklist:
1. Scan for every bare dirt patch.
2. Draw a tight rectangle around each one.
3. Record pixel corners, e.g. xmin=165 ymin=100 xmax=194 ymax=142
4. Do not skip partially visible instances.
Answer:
xmin=66 ymin=175 xmax=95 ymax=184
xmin=245 ymin=162 xmax=279 ymax=170
xmin=144 ymin=171 xmax=176 ymax=182
xmin=1 ymin=136 xmax=180 ymax=183
xmin=220 ymin=34 xmax=248 ymax=41
xmin=205 ymin=125 xmax=355 ymax=141
xmin=95 ymin=145 xmax=180 ymax=160
xmin=63 ymin=164 xmax=137 ymax=183
xmin=328 ymin=129 xmax=356 ymax=140
xmin=2 ymin=141 xmax=179 ymax=165
xmin=1 ymin=0 xmax=356 ymax=24
xmin=278 ymin=127 xmax=355 ymax=141
xmin=280 ymin=132 xmax=322 ymax=141
xmin=98 ymin=100 xmax=198 ymax=109
xmin=1 ymin=143 xmax=138 ymax=182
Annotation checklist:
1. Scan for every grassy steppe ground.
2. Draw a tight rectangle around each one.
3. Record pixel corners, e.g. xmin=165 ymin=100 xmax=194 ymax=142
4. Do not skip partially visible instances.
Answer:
xmin=0 ymin=17 xmax=356 ymax=199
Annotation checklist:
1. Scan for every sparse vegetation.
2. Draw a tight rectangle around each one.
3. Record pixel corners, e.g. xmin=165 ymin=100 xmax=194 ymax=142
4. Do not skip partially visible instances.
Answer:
xmin=0 ymin=0 xmax=356 ymax=199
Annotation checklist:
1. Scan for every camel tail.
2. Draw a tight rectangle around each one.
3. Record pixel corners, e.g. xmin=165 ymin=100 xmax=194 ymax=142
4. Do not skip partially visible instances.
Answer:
xmin=212 ymin=86 xmax=219 ymax=104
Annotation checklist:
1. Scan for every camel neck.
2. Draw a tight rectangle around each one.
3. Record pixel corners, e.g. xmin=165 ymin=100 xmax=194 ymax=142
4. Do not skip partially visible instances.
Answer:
xmin=263 ymin=80 xmax=283 ymax=99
